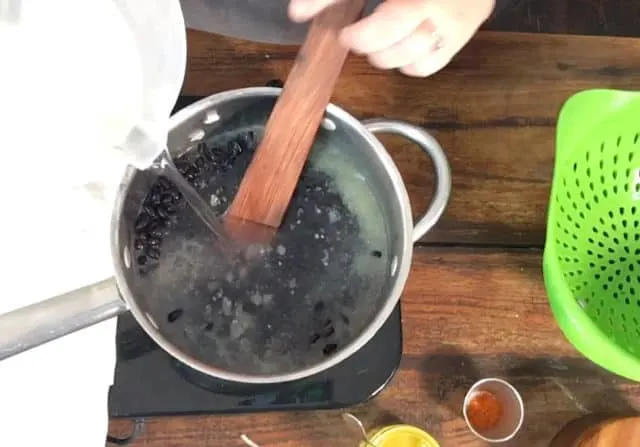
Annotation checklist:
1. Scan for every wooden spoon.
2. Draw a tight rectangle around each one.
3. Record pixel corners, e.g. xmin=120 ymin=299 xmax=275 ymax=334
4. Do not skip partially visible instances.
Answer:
xmin=225 ymin=0 xmax=366 ymax=244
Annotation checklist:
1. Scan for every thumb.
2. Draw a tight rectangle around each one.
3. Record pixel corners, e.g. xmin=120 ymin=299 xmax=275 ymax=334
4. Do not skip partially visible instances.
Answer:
xmin=288 ymin=0 xmax=346 ymax=22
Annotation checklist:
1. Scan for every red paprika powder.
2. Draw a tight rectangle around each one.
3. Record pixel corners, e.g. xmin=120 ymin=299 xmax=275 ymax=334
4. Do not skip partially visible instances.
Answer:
xmin=466 ymin=390 xmax=503 ymax=431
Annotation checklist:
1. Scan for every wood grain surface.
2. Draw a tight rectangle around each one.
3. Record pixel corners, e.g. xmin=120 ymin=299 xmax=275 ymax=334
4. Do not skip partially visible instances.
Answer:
xmin=485 ymin=0 xmax=640 ymax=38
xmin=550 ymin=415 xmax=640 ymax=446
xmin=108 ymin=29 xmax=640 ymax=446
xmin=182 ymin=29 xmax=640 ymax=247
xmin=109 ymin=249 xmax=640 ymax=447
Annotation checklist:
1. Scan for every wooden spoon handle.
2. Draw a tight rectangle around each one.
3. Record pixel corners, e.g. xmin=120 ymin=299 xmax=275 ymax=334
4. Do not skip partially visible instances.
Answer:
xmin=227 ymin=0 xmax=366 ymax=228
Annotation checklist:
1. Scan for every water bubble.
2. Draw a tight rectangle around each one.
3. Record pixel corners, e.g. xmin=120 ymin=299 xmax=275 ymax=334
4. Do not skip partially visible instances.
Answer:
xmin=222 ymin=297 xmax=233 ymax=316
xmin=250 ymin=292 xmax=263 ymax=306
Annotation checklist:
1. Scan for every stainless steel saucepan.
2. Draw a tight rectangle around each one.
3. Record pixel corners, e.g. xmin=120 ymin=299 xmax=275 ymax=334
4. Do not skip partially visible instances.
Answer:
xmin=0 ymin=87 xmax=451 ymax=384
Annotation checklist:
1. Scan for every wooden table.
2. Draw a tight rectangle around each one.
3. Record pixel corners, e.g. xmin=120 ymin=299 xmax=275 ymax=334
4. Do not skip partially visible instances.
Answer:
xmin=109 ymin=29 xmax=640 ymax=446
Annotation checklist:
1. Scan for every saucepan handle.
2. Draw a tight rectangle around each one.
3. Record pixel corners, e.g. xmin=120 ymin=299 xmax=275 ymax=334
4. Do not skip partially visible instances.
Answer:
xmin=0 ymin=278 xmax=126 ymax=361
xmin=363 ymin=119 xmax=452 ymax=242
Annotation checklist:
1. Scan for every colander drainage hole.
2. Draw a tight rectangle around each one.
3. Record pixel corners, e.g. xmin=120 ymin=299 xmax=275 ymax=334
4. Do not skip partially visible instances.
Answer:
xmin=167 ymin=308 xmax=184 ymax=323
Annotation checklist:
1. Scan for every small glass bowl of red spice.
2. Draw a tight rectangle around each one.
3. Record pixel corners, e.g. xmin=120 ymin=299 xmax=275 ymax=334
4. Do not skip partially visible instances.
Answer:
xmin=463 ymin=378 xmax=524 ymax=443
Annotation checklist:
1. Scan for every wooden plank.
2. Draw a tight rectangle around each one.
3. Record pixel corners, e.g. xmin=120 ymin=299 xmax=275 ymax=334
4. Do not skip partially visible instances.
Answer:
xmin=486 ymin=0 xmax=640 ymax=38
xmin=181 ymin=29 xmax=640 ymax=247
xmin=109 ymin=247 xmax=640 ymax=447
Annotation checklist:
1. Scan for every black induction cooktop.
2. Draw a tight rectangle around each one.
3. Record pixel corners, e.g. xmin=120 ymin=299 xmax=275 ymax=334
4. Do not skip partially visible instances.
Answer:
xmin=108 ymin=305 xmax=401 ymax=418
xmin=107 ymin=92 xmax=403 ymax=421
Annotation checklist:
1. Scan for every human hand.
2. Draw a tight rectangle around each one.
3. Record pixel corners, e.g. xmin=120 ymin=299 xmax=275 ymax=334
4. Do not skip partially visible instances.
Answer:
xmin=288 ymin=0 xmax=495 ymax=77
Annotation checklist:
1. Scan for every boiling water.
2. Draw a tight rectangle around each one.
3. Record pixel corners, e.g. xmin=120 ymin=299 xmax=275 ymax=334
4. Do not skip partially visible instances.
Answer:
xmin=133 ymin=128 xmax=390 ymax=375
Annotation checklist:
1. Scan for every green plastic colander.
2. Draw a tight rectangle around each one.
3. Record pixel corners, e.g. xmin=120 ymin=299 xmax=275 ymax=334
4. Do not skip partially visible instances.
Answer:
xmin=544 ymin=89 xmax=640 ymax=382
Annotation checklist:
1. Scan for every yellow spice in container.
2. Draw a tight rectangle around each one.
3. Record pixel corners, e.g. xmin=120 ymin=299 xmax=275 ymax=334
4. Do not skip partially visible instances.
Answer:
xmin=361 ymin=424 xmax=440 ymax=447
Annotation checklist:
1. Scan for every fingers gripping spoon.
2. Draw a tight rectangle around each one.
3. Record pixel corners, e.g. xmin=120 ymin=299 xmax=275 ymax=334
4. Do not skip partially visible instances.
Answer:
xmin=225 ymin=0 xmax=366 ymax=244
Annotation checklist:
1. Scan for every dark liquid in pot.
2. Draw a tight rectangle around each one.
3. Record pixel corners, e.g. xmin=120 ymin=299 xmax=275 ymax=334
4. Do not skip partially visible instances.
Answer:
xmin=132 ymin=127 xmax=389 ymax=375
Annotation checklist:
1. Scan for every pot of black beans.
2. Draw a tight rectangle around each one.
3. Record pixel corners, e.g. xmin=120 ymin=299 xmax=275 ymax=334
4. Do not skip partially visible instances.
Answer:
xmin=0 ymin=87 xmax=451 ymax=384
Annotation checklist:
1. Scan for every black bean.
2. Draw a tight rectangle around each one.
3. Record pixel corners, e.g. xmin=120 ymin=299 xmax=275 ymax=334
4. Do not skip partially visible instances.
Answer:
xmin=156 ymin=205 xmax=171 ymax=220
xmin=237 ymin=132 xmax=256 ymax=152
xmin=197 ymin=143 xmax=209 ymax=158
xmin=266 ymin=79 xmax=284 ymax=88
xmin=134 ymin=239 xmax=145 ymax=251
xmin=138 ymin=261 xmax=158 ymax=275
xmin=147 ymin=222 xmax=168 ymax=238
xmin=150 ymin=192 xmax=162 ymax=205
xmin=309 ymin=333 xmax=321 ymax=344
xmin=202 ymin=149 xmax=215 ymax=162
xmin=154 ymin=177 xmax=173 ymax=191
xmin=322 ymin=343 xmax=338 ymax=356
xmin=203 ymin=322 xmax=214 ymax=331
xmin=137 ymin=255 xmax=148 ymax=265
xmin=147 ymin=247 xmax=161 ymax=260
xmin=170 ymin=191 xmax=182 ymax=202
xmin=243 ymin=301 xmax=258 ymax=314
xmin=134 ymin=213 xmax=151 ymax=231
xmin=160 ymin=193 xmax=174 ymax=206
xmin=150 ymin=183 xmax=164 ymax=196
xmin=228 ymin=140 xmax=242 ymax=155
xmin=313 ymin=301 xmax=325 ymax=313
xmin=371 ymin=250 xmax=382 ymax=258
xmin=318 ymin=324 xmax=335 ymax=338
xmin=143 ymin=205 xmax=157 ymax=218
xmin=205 ymin=146 xmax=221 ymax=162
xmin=150 ymin=228 xmax=169 ymax=238
xmin=148 ymin=237 xmax=161 ymax=248
xmin=164 ymin=215 xmax=179 ymax=228
xmin=167 ymin=309 xmax=183 ymax=323
xmin=147 ymin=220 xmax=163 ymax=232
